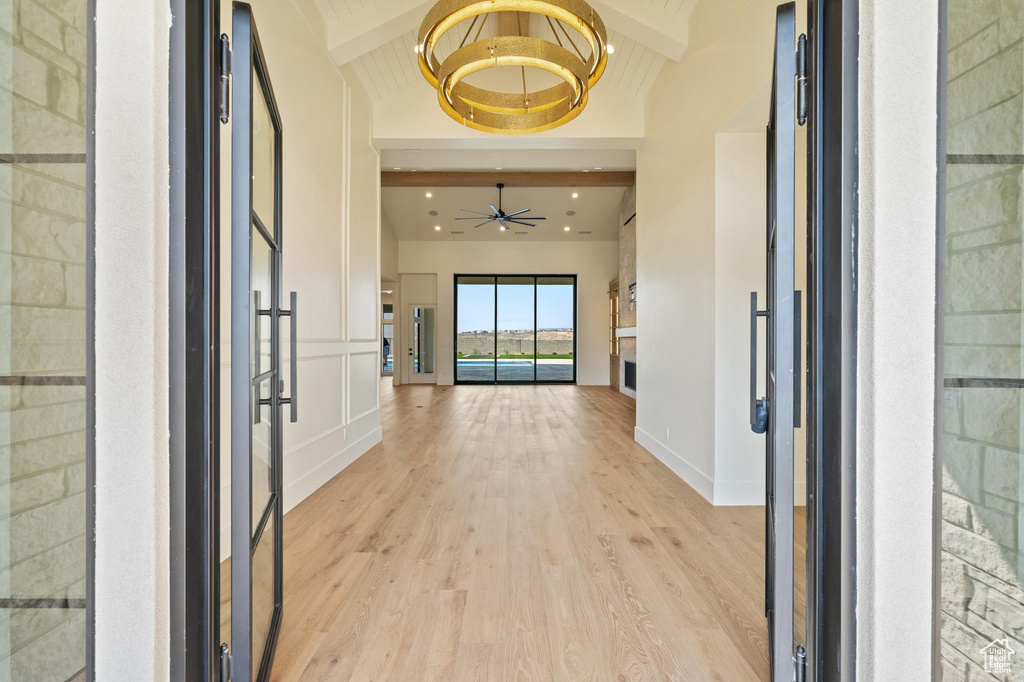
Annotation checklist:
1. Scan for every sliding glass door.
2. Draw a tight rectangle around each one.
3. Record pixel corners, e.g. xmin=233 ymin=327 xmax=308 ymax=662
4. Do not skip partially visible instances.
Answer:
xmin=455 ymin=275 xmax=577 ymax=385
xmin=497 ymin=277 xmax=536 ymax=382
xmin=456 ymin=277 xmax=497 ymax=383
xmin=537 ymin=277 xmax=576 ymax=382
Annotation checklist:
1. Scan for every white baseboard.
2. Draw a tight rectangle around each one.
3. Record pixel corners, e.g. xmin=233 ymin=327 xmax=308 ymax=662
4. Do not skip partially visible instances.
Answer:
xmin=283 ymin=424 xmax=383 ymax=514
xmin=634 ymin=427 xmax=806 ymax=507
xmin=634 ymin=427 xmax=715 ymax=503
xmin=220 ymin=419 xmax=383 ymax=560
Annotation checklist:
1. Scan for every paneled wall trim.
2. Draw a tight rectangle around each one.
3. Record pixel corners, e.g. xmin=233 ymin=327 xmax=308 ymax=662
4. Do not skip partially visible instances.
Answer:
xmin=217 ymin=0 xmax=383 ymax=559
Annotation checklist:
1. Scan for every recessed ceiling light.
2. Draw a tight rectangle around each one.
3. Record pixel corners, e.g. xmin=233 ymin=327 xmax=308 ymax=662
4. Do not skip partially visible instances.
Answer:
xmin=434 ymin=225 xmax=441 ymax=231
xmin=425 ymin=192 xmax=433 ymax=198
xmin=572 ymin=192 xmax=579 ymax=199
xmin=595 ymin=167 xmax=603 ymax=170
xmin=582 ymin=169 xmax=590 ymax=173
xmin=393 ymin=167 xmax=402 ymax=171
xmin=500 ymin=226 xmax=507 ymax=231
xmin=495 ymin=167 xmax=503 ymax=170
xmin=608 ymin=45 xmax=615 ymax=54
xmin=564 ymin=226 xmax=571 ymax=232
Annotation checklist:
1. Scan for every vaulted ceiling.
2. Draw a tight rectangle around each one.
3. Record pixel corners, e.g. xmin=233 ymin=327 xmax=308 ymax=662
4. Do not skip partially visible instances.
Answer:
xmin=311 ymin=0 xmax=697 ymax=103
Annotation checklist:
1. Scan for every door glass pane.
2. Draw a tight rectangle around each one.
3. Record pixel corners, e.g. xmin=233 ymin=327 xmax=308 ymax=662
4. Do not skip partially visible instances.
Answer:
xmin=252 ymin=227 xmax=273 ymax=379
xmin=457 ymin=276 xmax=496 ymax=382
xmin=252 ymin=378 xmax=273 ymax=533
xmin=536 ymin=277 xmax=575 ymax=382
xmin=940 ymin=1 xmax=1024 ymax=675
xmin=413 ymin=308 xmax=435 ymax=375
xmin=0 ymin=0 xmax=89 ymax=677
xmin=253 ymin=78 xmax=275 ymax=227
xmin=498 ymin=277 xmax=536 ymax=382
xmin=382 ymin=324 xmax=393 ymax=373
xmin=251 ymin=511 xmax=275 ymax=681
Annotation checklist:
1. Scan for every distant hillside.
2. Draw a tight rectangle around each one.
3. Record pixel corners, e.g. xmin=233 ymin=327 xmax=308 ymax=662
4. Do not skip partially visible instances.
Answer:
xmin=457 ymin=329 xmax=574 ymax=357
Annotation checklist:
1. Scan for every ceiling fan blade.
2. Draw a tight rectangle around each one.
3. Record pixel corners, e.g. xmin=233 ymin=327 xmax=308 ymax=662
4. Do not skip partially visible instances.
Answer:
xmin=456 ymin=216 xmax=496 ymax=220
xmin=490 ymin=205 xmax=500 ymax=216
xmin=475 ymin=219 xmax=496 ymax=228
xmin=507 ymin=220 xmax=537 ymax=227
xmin=504 ymin=208 xmax=531 ymax=218
xmin=460 ymin=209 xmax=492 ymax=216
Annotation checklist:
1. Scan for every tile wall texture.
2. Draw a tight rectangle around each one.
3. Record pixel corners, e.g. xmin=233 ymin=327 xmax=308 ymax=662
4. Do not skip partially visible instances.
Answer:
xmin=942 ymin=1 xmax=1024 ymax=679
xmin=0 ymin=1 xmax=88 ymax=680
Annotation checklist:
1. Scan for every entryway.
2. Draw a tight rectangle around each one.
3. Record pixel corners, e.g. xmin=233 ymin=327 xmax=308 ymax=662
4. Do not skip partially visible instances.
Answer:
xmin=270 ymin=380 xmax=770 ymax=680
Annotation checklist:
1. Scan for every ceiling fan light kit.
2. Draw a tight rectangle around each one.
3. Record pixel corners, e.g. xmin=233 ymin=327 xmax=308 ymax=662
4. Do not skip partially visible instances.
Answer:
xmin=417 ymin=0 xmax=610 ymax=134
xmin=455 ymin=183 xmax=548 ymax=230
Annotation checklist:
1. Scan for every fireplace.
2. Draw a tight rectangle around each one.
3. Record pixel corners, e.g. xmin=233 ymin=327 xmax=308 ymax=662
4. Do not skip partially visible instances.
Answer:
xmin=624 ymin=361 xmax=637 ymax=392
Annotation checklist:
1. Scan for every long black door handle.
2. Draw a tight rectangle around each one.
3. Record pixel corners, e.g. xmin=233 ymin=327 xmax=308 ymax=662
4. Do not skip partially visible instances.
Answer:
xmin=794 ymin=290 xmax=802 ymax=429
xmin=750 ymin=292 xmax=769 ymax=433
xmin=280 ymin=292 xmax=298 ymax=423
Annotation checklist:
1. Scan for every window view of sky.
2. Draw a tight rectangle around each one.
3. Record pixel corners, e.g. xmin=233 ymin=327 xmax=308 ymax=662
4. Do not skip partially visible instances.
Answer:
xmin=458 ymin=282 xmax=574 ymax=332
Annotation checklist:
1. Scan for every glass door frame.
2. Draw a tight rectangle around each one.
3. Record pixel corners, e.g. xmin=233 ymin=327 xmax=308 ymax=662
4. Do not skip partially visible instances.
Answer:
xmin=230 ymin=3 xmax=285 ymax=681
xmin=407 ymin=304 xmax=437 ymax=383
xmin=805 ymin=0 xmax=860 ymax=679
xmin=453 ymin=274 xmax=578 ymax=386
xmin=167 ymin=0 xmax=222 ymax=679
xmin=760 ymin=6 xmax=798 ymax=678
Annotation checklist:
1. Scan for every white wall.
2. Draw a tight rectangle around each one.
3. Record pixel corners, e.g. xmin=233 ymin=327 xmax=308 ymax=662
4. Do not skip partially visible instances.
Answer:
xmin=857 ymin=0 xmax=938 ymax=677
xmin=95 ymin=0 xmax=170 ymax=678
xmin=381 ymin=209 xmax=399 ymax=283
xmin=397 ymin=241 xmax=618 ymax=386
xmin=218 ymin=0 xmax=383 ymax=555
xmin=635 ymin=0 xmax=805 ymax=505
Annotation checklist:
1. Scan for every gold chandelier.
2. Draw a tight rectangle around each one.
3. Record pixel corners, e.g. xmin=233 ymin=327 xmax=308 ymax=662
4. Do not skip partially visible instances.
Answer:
xmin=417 ymin=0 xmax=610 ymax=134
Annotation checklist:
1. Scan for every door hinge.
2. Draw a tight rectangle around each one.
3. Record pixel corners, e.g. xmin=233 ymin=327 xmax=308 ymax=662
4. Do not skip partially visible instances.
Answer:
xmin=219 ymin=34 xmax=232 ymax=124
xmin=796 ymin=33 xmax=808 ymax=126
xmin=219 ymin=643 xmax=232 ymax=682
xmin=794 ymin=644 xmax=807 ymax=682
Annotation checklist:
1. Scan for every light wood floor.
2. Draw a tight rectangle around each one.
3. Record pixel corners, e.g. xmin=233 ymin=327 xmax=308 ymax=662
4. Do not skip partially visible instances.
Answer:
xmin=270 ymin=380 xmax=771 ymax=681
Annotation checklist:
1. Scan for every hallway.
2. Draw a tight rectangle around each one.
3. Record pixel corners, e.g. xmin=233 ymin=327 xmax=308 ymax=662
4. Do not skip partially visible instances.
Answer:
xmin=270 ymin=381 xmax=769 ymax=681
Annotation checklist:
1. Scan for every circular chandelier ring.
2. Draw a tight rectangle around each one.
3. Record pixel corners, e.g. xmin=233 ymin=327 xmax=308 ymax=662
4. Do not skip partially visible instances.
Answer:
xmin=441 ymin=37 xmax=589 ymax=115
xmin=417 ymin=0 xmax=608 ymax=90
xmin=440 ymin=88 xmax=590 ymax=135
xmin=437 ymin=37 xmax=590 ymax=134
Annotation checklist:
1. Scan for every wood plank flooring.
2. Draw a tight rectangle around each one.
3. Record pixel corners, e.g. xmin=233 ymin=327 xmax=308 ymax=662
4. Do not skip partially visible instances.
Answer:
xmin=270 ymin=380 xmax=770 ymax=681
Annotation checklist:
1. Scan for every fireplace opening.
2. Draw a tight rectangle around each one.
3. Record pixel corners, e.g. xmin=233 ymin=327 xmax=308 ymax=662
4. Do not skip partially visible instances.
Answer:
xmin=625 ymin=361 xmax=637 ymax=392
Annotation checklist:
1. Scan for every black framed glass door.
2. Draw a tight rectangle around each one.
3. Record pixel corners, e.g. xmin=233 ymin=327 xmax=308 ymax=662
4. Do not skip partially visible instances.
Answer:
xmin=227 ymin=4 xmax=295 ymax=680
xmin=455 ymin=275 xmax=577 ymax=385
xmin=753 ymin=4 xmax=803 ymax=681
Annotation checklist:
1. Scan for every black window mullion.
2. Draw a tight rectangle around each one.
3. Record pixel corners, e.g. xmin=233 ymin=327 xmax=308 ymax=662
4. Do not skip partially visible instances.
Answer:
xmin=494 ymin=276 xmax=498 ymax=383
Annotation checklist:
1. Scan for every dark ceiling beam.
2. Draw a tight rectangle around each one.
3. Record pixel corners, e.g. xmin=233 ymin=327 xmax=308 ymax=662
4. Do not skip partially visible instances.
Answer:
xmin=381 ymin=170 xmax=636 ymax=188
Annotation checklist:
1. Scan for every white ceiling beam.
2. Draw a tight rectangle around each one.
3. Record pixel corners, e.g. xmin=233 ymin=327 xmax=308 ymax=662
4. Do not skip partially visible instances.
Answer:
xmin=326 ymin=0 xmax=434 ymax=66
xmin=589 ymin=0 xmax=691 ymax=61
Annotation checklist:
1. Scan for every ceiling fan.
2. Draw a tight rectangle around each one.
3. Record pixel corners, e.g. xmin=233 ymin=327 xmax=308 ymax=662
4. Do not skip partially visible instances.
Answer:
xmin=456 ymin=183 xmax=547 ymax=230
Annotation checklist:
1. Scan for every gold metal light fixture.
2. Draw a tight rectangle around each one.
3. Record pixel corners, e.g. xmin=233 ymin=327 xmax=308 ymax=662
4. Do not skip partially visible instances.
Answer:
xmin=417 ymin=0 xmax=610 ymax=134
